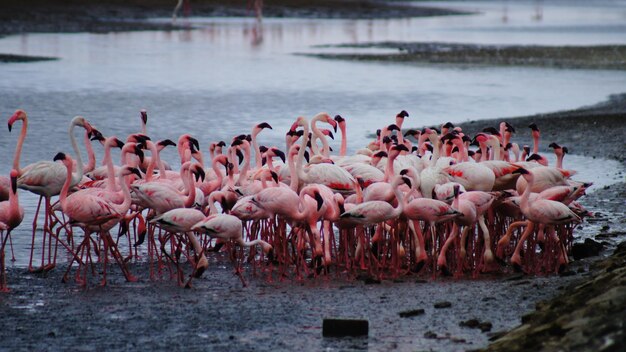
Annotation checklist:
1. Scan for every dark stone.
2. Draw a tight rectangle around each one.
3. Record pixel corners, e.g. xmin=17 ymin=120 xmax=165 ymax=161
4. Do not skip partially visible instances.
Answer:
xmin=423 ymin=331 xmax=437 ymax=339
xmin=479 ymin=322 xmax=493 ymax=332
xmin=572 ymin=239 xmax=604 ymax=260
xmin=399 ymin=309 xmax=425 ymax=318
xmin=434 ymin=301 xmax=452 ymax=309
xmin=460 ymin=319 xmax=480 ymax=328
xmin=322 ymin=318 xmax=369 ymax=337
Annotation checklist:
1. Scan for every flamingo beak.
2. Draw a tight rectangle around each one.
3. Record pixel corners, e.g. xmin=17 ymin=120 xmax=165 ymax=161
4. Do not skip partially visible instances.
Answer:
xmin=402 ymin=177 xmax=412 ymax=189
xmin=329 ymin=119 xmax=338 ymax=133
xmin=258 ymin=122 xmax=272 ymax=130
xmin=270 ymin=171 xmax=278 ymax=184
xmin=129 ymin=167 xmax=142 ymax=178
xmin=304 ymin=150 xmax=310 ymax=163
xmin=314 ymin=191 xmax=324 ymax=212
xmin=194 ymin=166 xmax=206 ymax=182
xmin=53 ymin=152 xmax=66 ymax=162
xmin=10 ymin=174 xmax=17 ymax=194
xmin=140 ymin=110 xmax=148 ymax=124
xmin=134 ymin=146 xmax=145 ymax=164
xmin=274 ymin=149 xmax=286 ymax=163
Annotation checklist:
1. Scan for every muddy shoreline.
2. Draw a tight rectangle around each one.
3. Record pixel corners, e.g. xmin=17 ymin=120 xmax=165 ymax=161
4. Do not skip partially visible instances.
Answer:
xmin=309 ymin=42 xmax=626 ymax=70
xmin=0 ymin=0 xmax=468 ymax=37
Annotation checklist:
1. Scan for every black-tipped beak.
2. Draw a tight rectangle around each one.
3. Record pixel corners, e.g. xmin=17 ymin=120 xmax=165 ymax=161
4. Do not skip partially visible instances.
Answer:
xmin=512 ymin=168 xmax=529 ymax=175
xmin=376 ymin=129 xmax=381 ymax=137
xmin=10 ymin=174 xmax=17 ymax=194
xmin=134 ymin=146 xmax=145 ymax=164
xmin=327 ymin=131 xmax=334 ymax=140
xmin=274 ymin=149 xmax=286 ymax=163
xmin=303 ymin=150 xmax=310 ymax=163
xmin=259 ymin=145 xmax=268 ymax=153
xmin=395 ymin=144 xmax=409 ymax=152
xmin=236 ymin=149 xmax=244 ymax=165
xmin=528 ymin=123 xmax=539 ymax=131
xmin=261 ymin=157 xmax=267 ymax=166
xmin=314 ymin=191 xmax=324 ymax=212
xmin=53 ymin=152 xmax=66 ymax=162
xmin=373 ymin=151 xmax=388 ymax=158
xmin=443 ymin=122 xmax=454 ymax=129
xmin=505 ymin=122 xmax=515 ymax=133
xmin=270 ymin=171 xmax=278 ymax=184
xmin=258 ymin=122 xmax=272 ymax=130
xmin=159 ymin=139 xmax=177 ymax=148
xmin=194 ymin=166 xmax=206 ymax=182
xmin=398 ymin=110 xmax=409 ymax=118
xmin=217 ymin=141 xmax=226 ymax=147
xmin=526 ymin=153 xmax=542 ymax=162
xmin=140 ymin=110 xmax=148 ymax=124
xmin=548 ymin=142 xmax=559 ymax=149
xmin=562 ymin=147 xmax=568 ymax=154
xmin=226 ymin=162 xmax=233 ymax=176
xmin=400 ymin=169 xmax=409 ymax=176
xmin=388 ymin=124 xmax=400 ymax=132
xmin=129 ymin=167 xmax=142 ymax=178
xmin=114 ymin=138 xmax=125 ymax=149
xmin=453 ymin=184 xmax=460 ymax=197
xmin=231 ymin=139 xmax=244 ymax=147
xmin=334 ymin=115 xmax=345 ymax=123
xmin=187 ymin=137 xmax=199 ymax=152
xmin=8 ymin=123 xmax=12 ymax=132
xmin=402 ymin=177 xmax=412 ymax=189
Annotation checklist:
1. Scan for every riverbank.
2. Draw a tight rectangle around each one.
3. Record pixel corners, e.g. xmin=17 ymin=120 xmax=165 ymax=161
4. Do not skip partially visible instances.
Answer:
xmin=0 ymin=0 xmax=467 ymax=37
xmin=309 ymin=42 xmax=626 ymax=70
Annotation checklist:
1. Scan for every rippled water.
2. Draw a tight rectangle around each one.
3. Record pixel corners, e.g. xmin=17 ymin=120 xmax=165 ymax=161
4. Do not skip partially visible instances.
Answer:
xmin=0 ymin=0 xmax=625 ymax=267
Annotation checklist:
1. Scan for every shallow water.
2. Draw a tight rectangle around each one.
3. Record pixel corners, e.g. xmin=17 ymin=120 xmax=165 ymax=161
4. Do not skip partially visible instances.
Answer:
xmin=0 ymin=0 xmax=625 ymax=268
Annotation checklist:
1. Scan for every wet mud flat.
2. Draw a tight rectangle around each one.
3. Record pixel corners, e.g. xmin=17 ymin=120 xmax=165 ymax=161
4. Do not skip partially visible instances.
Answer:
xmin=0 ymin=255 xmax=587 ymax=351
xmin=310 ymin=42 xmax=626 ymax=70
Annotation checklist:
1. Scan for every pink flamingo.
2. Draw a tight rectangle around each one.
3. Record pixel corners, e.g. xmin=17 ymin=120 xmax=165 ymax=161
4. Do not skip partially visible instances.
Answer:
xmin=0 ymin=169 xmax=25 ymax=292
xmin=192 ymin=200 xmax=273 ymax=287
xmin=510 ymin=168 xmax=581 ymax=271
xmin=549 ymin=143 xmax=568 ymax=169
xmin=150 ymin=207 xmax=209 ymax=282
xmin=9 ymin=112 xmax=93 ymax=272
xmin=54 ymin=152 xmax=139 ymax=285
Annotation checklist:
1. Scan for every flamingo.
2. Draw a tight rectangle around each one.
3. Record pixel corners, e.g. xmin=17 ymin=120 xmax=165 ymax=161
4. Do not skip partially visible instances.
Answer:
xmin=510 ymin=168 xmax=581 ymax=271
xmin=0 ymin=169 xmax=24 ymax=292
xmin=192 ymin=201 xmax=273 ymax=287
xmin=150 ymin=207 xmax=209 ymax=283
xmin=9 ymin=112 xmax=93 ymax=272
xmin=54 ymin=152 xmax=139 ymax=285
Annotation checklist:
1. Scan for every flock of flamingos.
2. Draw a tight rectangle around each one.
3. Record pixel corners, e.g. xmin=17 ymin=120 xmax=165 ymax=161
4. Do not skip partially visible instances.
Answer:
xmin=0 ymin=109 xmax=590 ymax=291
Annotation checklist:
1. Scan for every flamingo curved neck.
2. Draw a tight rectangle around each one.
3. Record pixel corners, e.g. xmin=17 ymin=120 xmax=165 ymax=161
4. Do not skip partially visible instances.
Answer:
xmin=84 ymin=131 xmax=96 ymax=173
xmin=339 ymin=123 xmax=347 ymax=157
xmin=310 ymin=115 xmax=330 ymax=157
xmin=13 ymin=115 xmax=28 ymax=174
xmin=69 ymin=120 xmax=85 ymax=185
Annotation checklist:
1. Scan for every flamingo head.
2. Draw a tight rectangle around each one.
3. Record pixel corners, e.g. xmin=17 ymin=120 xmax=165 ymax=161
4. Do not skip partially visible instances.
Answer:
xmin=270 ymin=147 xmax=286 ymax=163
xmin=269 ymin=170 xmax=279 ymax=184
xmin=403 ymin=129 xmax=421 ymax=139
xmin=128 ymin=133 xmax=151 ymax=144
xmin=10 ymin=169 xmax=18 ymax=194
xmin=323 ymin=114 xmax=338 ymax=132
xmin=123 ymin=166 xmax=143 ymax=179
xmin=504 ymin=122 xmax=515 ymax=133
xmin=140 ymin=109 xmax=148 ymax=124
xmin=132 ymin=144 xmax=145 ymax=164
xmin=192 ymin=163 xmax=206 ymax=182
xmin=320 ymin=128 xmax=334 ymax=140
xmin=71 ymin=116 xmax=94 ymax=134
xmin=290 ymin=116 xmax=307 ymax=131
xmin=7 ymin=109 xmax=27 ymax=132
xmin=387 ymin=124 xmax=400 ymax=133
xmin=401 ymin=176 xmax=412 ymax=189
xmin=89 ymin=128 xmax=105 ymax=143
xmin=482 ymin=126 xmax=501 ymax=136
xmin=112 ymin=137 xmax=125 ymax=149
xmin=334 ymin=115 xmax=345 ymax=126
